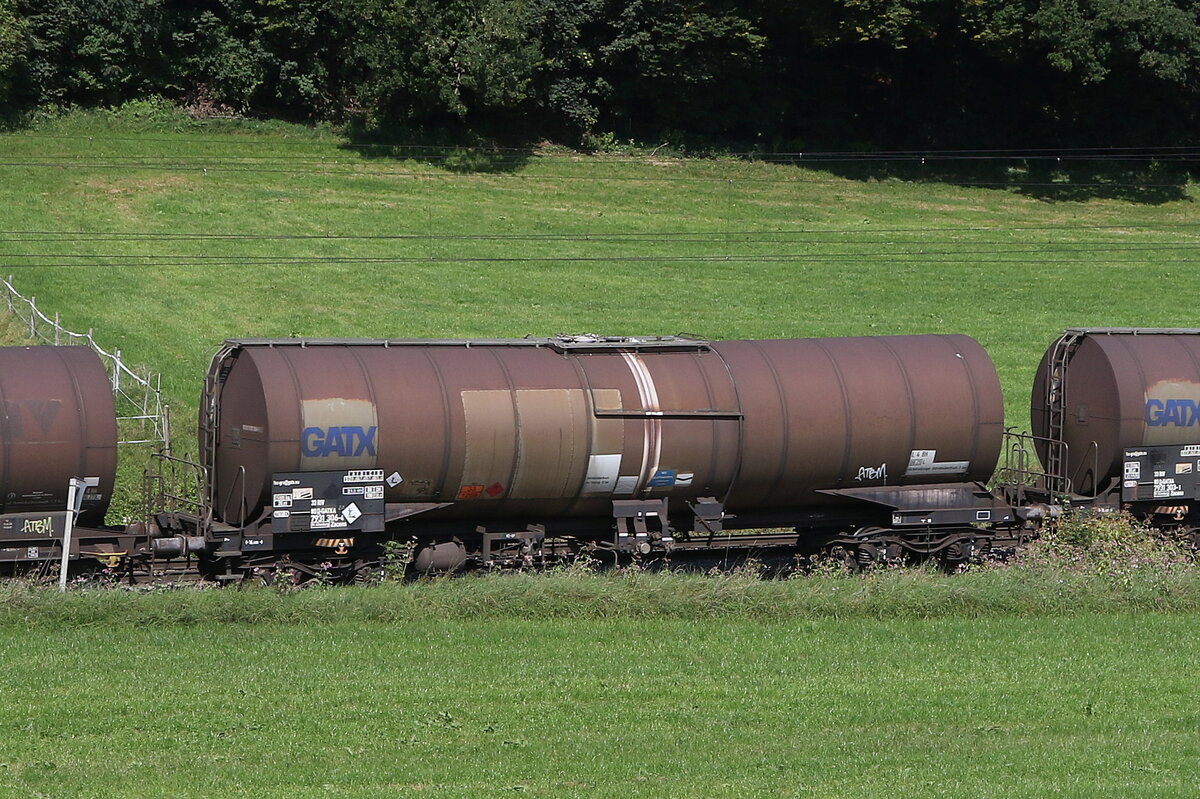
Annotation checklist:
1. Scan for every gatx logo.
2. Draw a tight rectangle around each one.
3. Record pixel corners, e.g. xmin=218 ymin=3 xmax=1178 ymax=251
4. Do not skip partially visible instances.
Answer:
xmin=1144 ymin=399 xmax=1200 ymax=427
xmin=301 ymin=426 xmax=378 ymax=457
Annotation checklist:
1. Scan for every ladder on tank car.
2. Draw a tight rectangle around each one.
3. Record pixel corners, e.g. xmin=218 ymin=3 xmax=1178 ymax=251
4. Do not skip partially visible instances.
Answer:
xmin=1043 ymin=330 xmax=1085 ymax=494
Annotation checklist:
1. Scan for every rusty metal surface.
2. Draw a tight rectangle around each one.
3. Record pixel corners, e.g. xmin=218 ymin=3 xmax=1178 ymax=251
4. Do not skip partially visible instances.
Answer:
xmin=205 ymin=334 xmax=1004 ymax=527
xmin=0 ymin=347 xmax=116 ymax=524
xmin=712 ymin=335 xmax=1003 ymax=508
xmin=1033 ymin=330 xmax=1200 ymax=495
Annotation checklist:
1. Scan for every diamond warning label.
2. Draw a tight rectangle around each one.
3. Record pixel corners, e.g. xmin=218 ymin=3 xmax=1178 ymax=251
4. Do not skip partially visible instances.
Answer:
xmin=270 ymin=470 xmax=386 ymax=535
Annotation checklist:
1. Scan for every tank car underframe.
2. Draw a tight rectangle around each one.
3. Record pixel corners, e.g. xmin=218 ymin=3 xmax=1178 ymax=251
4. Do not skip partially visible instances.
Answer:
xmin=141 ymin=475 xmax=1029 ymax=581
xmin=0 ymin=515 xmax=204 ymax=584
xmin=0 ymin=452 xmax=1035 ymax=583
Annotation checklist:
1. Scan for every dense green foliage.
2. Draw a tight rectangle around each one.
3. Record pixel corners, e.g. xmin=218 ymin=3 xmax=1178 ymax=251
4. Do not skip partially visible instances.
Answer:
xmin=6 ymin=0 xmax=1200 ymax=146
xmin=0 ymin=0 xmax=22 ymax=108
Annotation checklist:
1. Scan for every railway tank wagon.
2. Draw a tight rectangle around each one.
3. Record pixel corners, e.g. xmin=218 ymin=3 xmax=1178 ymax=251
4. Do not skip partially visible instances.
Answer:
xmin=0 ymin=346 xmax=120 ymax=569
xmin=199 ymin=334 xmax=1013 ymax=574
xmin=1030 ymin=328 xmax=1200 ymax=536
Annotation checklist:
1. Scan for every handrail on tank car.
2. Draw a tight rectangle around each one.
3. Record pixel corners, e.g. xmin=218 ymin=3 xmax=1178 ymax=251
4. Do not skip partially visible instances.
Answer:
xmin=998 ymin=431 xmax=1104 ymax=501
xmin=217 ymin=465 xmax=247 ymax=532
xmin=1078 ymin=440 xmax=1102 ymax=499
xmin=145 ymin=452 xmax=210 ymax=527
xmin=997 ymin=429 xmax=1074 ymax=500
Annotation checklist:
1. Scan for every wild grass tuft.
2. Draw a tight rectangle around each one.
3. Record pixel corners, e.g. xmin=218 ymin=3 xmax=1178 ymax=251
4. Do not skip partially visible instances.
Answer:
xmin=5 ymin=532 xmax=1200 ymax=627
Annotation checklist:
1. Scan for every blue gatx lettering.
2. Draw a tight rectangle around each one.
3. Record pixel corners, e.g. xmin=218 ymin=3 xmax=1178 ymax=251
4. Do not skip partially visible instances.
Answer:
xmin=301 ymin=426 xmax=377 ymax=457
xmin=1145 ymin=399 xmax=1200 ymax=427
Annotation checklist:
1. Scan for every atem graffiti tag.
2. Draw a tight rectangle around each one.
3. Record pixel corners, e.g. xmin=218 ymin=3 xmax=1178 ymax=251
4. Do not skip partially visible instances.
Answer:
xmin=856 ymin=463 xmax=887 ymax=482
xmin=21 ymin=517 xmax=54 ymax=535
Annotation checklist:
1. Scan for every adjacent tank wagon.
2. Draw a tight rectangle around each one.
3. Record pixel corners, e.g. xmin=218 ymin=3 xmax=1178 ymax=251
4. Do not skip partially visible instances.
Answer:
xmin=0 ymin=346 xmax=116 ymax=524
xmin=1027 ymin=329 xmax=1200 ymax=542
xmin=1032 ymin=329 xmax=1200 ymax=497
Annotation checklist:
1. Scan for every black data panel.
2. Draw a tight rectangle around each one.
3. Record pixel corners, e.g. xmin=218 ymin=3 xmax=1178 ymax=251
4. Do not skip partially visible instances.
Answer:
xmin=271 ymin=470 xmax=386 ymax=533
xmin=1122 ymin=445 xmax=1200 ymax=502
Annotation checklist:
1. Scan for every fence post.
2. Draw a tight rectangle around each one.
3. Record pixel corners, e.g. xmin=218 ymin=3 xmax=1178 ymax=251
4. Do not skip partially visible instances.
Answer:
xmin=3 ymin=279 xmax=169 ymax=452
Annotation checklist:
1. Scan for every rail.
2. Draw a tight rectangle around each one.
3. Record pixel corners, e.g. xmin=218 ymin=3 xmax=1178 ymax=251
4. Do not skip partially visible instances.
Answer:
xmin=2 ymin=276 xmax=169 ymax=450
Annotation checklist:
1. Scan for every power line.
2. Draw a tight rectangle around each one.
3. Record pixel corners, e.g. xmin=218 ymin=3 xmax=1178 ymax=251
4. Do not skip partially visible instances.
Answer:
xmin=4 ymin=222 xmax=1200 ymax=240
xmin=0 ymin=252 xmax=1195 ymax=267
xmin=7 ymin=246 xmax=1200 ymax=259
xmin=5 ymin=153 xmax=1200 ymax=166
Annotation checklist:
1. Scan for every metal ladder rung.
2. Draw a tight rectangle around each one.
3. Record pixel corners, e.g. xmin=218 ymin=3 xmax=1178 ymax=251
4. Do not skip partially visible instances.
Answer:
xmin=1044 ymin=331 xmax=1083 ymax=493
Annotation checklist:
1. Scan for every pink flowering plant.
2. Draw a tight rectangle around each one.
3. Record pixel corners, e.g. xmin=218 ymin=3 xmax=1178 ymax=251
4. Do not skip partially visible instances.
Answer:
xmin=994 ymin=511 xmax=1196 ymax=585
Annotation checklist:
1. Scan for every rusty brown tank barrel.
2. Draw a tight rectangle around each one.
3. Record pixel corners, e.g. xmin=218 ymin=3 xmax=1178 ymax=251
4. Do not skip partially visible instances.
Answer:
xmin=1032 ymin=328 xmax=1200 ymax=496
xmin=0 ymin=346 xmax=117 ymax=525
xmin=203 ymin=335 xmax=1004 ymax=526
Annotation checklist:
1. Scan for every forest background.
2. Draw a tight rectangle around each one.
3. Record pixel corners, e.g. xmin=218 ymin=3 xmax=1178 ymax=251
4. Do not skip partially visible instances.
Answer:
xmin=2 ymin=0 xmax=1199 ymax=150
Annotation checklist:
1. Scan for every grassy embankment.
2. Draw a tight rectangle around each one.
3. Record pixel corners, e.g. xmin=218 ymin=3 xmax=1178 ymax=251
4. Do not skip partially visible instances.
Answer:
xmin=2 ymin=108 xmax=1199 ymax=424
xmin=2 ymin=108 xmax=1200 ymax=797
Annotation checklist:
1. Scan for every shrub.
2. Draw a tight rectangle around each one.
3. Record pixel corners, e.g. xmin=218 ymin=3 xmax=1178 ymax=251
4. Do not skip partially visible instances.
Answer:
xmin=989 ymin=511 xmax=1197 ymax=585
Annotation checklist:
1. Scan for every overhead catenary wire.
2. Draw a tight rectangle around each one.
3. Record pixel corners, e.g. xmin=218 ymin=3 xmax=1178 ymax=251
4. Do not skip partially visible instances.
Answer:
xmin=9 ymin=243 xmax=1200 ymax=257
xmin=4 ymin=222 xmax=1200 ymax=242
xmin=2 ymin=253 xmax=1199 ymax=268
xmin=0 ymin=137 xmax=1197 ymax=190
xmin=2 ymin=142 xmax=1194 ymax=266
xmin=4 ymin=231 xmax=1200 ymax=268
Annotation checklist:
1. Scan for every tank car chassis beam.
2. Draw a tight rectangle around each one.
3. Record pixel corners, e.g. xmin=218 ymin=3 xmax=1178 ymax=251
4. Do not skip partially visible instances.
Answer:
xmin=133 ymin=463 xmax=1034 ymax=581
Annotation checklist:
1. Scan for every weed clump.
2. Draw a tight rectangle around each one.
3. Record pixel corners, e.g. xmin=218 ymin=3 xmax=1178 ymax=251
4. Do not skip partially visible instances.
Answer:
xmin=1 ymin=513 xmax=1199 ymax=625
xmin=982 ymin=512 xmax=1196 ymax=585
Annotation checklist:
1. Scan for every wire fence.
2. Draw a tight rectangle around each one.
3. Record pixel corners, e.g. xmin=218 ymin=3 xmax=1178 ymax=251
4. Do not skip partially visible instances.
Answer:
xmin=2 ymin=276 xmax=168 ymax=449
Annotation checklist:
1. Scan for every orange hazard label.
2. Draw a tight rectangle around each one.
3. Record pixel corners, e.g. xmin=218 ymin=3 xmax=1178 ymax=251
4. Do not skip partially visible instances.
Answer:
xmin=457 ymin=484 xmax=485 ymax=500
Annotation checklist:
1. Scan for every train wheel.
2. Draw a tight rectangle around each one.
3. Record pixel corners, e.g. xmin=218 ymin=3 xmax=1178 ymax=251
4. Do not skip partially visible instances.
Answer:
xmin=824 ymin=545 xmax=856 ymax=573
xmin=940 ymin=540 xmax=977 ymax=571
xmin=853 ymin=543 xmax=879 ymax=568
xmin=351 ymin=559 xmax=384 ymax=585
xmin=879 ymin=542 xmax=904 ymax=565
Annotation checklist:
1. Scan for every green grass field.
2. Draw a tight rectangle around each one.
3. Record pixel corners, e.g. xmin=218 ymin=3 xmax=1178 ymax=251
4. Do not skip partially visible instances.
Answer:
xmin=4 ymin=108 xmax=1200 ymax=798
xmin=2 ymin=605 xmax=1199 ymax=798
xmin=4 ymin=563 xmax=1200 ymax=799
xmin=3 ymin=110 xmax=1200 ymax=426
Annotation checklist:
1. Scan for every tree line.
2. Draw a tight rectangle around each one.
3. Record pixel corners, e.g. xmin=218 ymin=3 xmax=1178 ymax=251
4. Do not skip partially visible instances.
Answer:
xmin=1 ymin=0 xmax=1198 ymax=149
